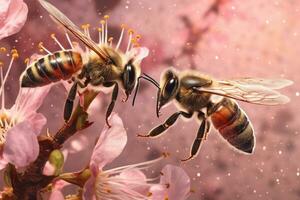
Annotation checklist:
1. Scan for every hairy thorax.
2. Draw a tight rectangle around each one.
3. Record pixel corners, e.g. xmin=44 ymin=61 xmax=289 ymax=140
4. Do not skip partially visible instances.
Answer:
xmin=176 ymin=87 xmax=211 ymax=112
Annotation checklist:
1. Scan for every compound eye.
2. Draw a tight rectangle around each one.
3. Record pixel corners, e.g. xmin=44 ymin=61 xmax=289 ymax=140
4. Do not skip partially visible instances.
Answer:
xmin=164 ymin=78 xmax=178 ymax=97
xmin=123 ymin=63 xmax=136 ymax=93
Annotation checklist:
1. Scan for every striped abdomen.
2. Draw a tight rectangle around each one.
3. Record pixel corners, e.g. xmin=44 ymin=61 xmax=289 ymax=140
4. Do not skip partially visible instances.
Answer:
xmin=210 ymin=98 xmax=255 ymax=154
xmin=21 ymin=50 xmax=83 ymax=87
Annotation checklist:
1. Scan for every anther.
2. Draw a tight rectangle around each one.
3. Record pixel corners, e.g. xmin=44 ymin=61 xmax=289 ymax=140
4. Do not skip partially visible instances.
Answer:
xmin=0 ymin=47 xmax=7 ymax=53
xmin=50 ymin=33 xmax=56 ymax=39
xmin=121 ymin=24 xmax=127 ymax=29
xmin=11 ymin=49 xmax=19 ymax=59
xmin=162 ymin=152 xmax=170 ymax=158
xmin=0 ymin=61 xmax=3 ymax=67
xmin=97 ymin=28 xmax=102 ymax=32
xmin=135 ymin=34 xmax=142 ymax=40
xmin=147 ymin=192 xmax=153 ymax=197
xmin=128 ymin=29 xmax=134 ymax=34
xmin=24 ymin=58 xmax=29 ymax=64
xmin=100 ymin=20 xmax=106 ymax=25
xmin=104 ymin=15 xmax=109 ymax=20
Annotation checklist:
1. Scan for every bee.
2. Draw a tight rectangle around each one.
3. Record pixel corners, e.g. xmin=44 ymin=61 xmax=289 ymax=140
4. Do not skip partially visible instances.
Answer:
xmin=20 ymin=0 xmax=156 ymax=126
xmin=136 ymin=68 xmax=293 ymax=161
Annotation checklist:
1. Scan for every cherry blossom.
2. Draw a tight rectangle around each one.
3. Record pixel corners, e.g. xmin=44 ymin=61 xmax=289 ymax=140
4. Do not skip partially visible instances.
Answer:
xmin=0 ymin=0 xmax=28 ymax=40
xmin=0 ymin=49 xmax=51 ymax=169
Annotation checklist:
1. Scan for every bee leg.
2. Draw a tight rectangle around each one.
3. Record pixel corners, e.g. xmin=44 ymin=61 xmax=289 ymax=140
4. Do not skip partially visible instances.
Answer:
xmin=64 ymin=82 xmax=78 ymax=122
xmin=105 ymin=82 xmax=119 ymax=128
xmin=181 ymin=112 xmax=211 ymax=162
xmin=138 ymin=111 xmax=193 ymax=137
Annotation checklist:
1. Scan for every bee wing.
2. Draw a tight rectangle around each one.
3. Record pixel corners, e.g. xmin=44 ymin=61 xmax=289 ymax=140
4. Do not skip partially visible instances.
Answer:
xmin=194 ymin=78 xmax=292 ymax=105
xmin=224 ymin=78 xmax=293 ymax=89
xmin=39 ymin=0 xmax=109 ymax=61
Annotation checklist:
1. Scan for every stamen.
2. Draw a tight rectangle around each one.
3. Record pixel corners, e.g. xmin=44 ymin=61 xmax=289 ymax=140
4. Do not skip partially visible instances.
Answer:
xmin=38 ymin=42 xmax=52 ymax=54
xmin=51 ymin=33 xmax=65 ymax=50
xmin=0 ymin=49 xmax=18 ymax=103
xmin=116 ymin=24 xmax=126 ymax=50
xmin=98 ymin=28 xmax=102 ymax=44
xmin=100 ymin=20 xmax=105 ymax=44
xmin=104 ymin=15 xmax=109 ymax=45
xmin=81 ymin=24 xmax=91 ymax=39
xmin=108 ymin=37 xmax=113 ymax=46
xmin=126 ymin=29 xmax=134 ymax=53
xmin=105 ymin=155 xmax=165 ymax=174
xmin=65 ymin=32 xmax=74 ymax=49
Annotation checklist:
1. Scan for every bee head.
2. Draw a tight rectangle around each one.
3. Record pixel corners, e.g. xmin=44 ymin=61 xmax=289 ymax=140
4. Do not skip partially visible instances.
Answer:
xmin=121 ymin=47 xmax=149 ymax=101
xmin=157 ymin=68 xmax=179 ymax=114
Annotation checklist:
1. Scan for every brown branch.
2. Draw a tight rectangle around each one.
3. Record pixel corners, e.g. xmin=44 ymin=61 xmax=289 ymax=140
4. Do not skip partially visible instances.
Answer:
xmin=8 ymin=91 xmax=98 ymax=200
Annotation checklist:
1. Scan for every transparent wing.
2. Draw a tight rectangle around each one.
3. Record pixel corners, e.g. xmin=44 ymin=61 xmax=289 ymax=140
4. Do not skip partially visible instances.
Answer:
xmin=194 ymin=78 xmax=292 ymax=105
xmin=224 ymin=78 xmax=293 ymax=89
xmin=39 ymin=0 xmax=109 ymax=61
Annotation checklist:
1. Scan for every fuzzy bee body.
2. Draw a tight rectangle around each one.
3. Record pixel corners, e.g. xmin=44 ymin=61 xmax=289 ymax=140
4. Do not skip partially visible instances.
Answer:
xmin=141 ymin=68 xmax=292 ymax=161
xmin=21 ymin=50 xmax=83 ymax=87
xmin=25 ymin=0 xmax=150 ymax=125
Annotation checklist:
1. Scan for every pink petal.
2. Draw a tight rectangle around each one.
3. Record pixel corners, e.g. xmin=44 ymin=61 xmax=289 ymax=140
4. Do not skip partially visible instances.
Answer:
xmin=0 ymin=0 xmax=28 ymax=40
xmin=149 ymin=185 xmax=166 ymax=200
xmin=128 ymin=47 xmax=149 ymax=63
xmin=90 ymin=113 xmax=127 ymax=173
xmin=15 ymin=85 xmax=51 ymax=118
xmin=3 ymin=121 xmax=40 ymax=168
xmin=82 ymin=176 xmax=96 ymax=200
xmin=160 ymin=165 xmax=191 ymax=200
xmin=0 ymin=0 xmax=10 ymax=26
xmin=119 ymin=168 xmax=149 ymax=193
xmin=26 ymin=113 xmax=47 ymax=136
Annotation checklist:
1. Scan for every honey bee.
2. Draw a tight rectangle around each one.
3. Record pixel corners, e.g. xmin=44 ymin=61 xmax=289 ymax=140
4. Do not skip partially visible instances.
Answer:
xmin=20 ymin=0 xmax=156 ymax=126
xmin=136 ymin=68 xmax=293 ymax=161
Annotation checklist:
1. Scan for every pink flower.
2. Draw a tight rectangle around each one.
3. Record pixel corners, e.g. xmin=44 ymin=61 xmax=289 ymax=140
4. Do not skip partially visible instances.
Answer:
xmin=0 ymin=49 xmax=51 ymax=169
xmin=0 ymin=0 xmax=28 ymax=40
xmin=82 ymin=113 xmax=191 ymax=200
xmin=150 ymin=165 xmax=191 ymax=200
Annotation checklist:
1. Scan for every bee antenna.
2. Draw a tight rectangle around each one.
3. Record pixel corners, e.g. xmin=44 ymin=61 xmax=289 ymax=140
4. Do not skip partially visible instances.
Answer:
xmin=132 ymin=74 xmax=160 ymax=107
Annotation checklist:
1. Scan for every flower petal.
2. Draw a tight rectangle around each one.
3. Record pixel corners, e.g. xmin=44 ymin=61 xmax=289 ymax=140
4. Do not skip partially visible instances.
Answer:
xmin=3 ymin=121 xmax=39 ymax=168
xmin=27 ymin=113 xmax=47 ymax=135
xmin=128 ymin=47 xmax=149 ymax=63
xmin=119 ymin=168 xmax=149 ymax=193
xmin=14 ymin=85 xmax=51 ymax=119
xmin=90 ymin=113 xmax=127 ymax=173
xmin=0 ymin=0 xmax=10 ymax=26
xmin=82 ymin=176 xmax=96 ymax=200
xmin=160 ymin=165 xmax=191 ymax=200
xmin=0 ymin=0 xmax=28 ymax=40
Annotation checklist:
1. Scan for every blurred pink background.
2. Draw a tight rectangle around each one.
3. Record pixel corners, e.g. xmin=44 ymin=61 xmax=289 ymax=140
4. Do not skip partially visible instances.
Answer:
xmin=1 ymin=0 xmax=300 ymax=199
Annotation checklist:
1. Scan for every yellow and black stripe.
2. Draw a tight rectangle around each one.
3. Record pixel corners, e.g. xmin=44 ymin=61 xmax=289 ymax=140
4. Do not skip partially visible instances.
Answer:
xmin=21 ymin=50 xmax=83 ymax=87
xmin=211 ymin=98 xmax=255 ymax=153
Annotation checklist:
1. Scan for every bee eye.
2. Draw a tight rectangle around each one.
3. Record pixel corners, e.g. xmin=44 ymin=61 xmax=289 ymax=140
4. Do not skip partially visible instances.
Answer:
xmin=164 ymin=78 xmax=178 ymax=97
xmin=123 ymin=63 xmax=136 ymax=93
